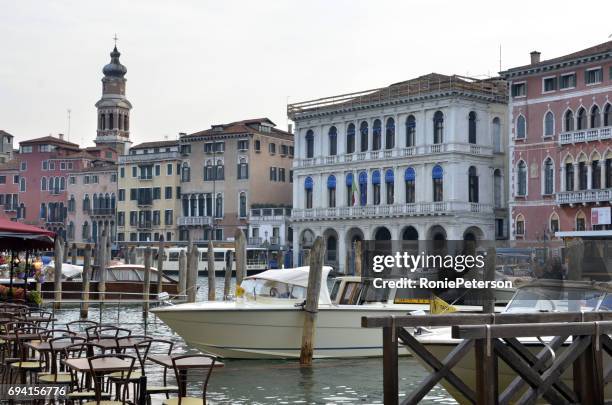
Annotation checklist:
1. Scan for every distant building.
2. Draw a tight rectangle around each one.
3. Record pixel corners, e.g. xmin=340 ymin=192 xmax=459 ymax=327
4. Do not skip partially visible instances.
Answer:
xmin=66 ymin=162 xmax=118 ymax=245
xmin=0 ymin=160 xmax=19 ymax=220
xmin=502 ymin=41 xmax=612 ymax=240
xmin=116 ymin=140 xmax=182 ymax=243
xmin=178 ymin=118 xmax=294 ymax=242
xmin=248 ymin=206 xmax=293 ymax=267
xmin=0 ymin=130 xmax=14 ymax=163
xmin=288 ymin=73 xmax=508 ymax=272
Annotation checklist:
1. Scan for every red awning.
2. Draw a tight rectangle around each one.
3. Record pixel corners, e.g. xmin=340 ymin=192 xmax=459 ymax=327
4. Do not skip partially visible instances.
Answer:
xmin=0 ymin=218 xmax=55 ymax=250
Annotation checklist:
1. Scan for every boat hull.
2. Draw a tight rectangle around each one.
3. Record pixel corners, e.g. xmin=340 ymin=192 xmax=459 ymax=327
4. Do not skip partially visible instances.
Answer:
xmin=154 ymin=304 xmax=415 ymax=359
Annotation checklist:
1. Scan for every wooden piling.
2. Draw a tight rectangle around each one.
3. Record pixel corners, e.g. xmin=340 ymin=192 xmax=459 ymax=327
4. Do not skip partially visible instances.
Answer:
xmin=234 ymin=229 xmax=246 ymax=286
xmin=224 ymin=250 xmax=233 ymax=300
xmin=299 ymin=236 xmax=325 ymax=365
xmin=129 ymin=246 xmax=136 ymax=265
xmin=81 ymin=244 xmax=92 ymax=319
xmin=178 ymin=249 xmax=187 ymax=299
xmin=143 ymin=246 xmax=152 ymax=316
xmin=98 ymin=228 xmax=107 ymax=302
xmin=71 ymin=244 xmax=78 ymax=265
xmin=483 ymin=246 xmax=496 ymax=313
xmin=156 ymin=236 xmax=165 ymax=297
xmin=207 ymin=240 xmax=216 ymax=301
xmin=354 ymin=240 xmax=362 ymax=276
xmin=186 ymin=243 xmax=199 ymax=303
xmin=53 ymin=236 xmax=64 ymax=309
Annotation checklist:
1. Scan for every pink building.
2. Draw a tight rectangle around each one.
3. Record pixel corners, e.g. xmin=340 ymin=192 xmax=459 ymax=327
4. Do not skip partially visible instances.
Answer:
xmin=0 ymin=160 xmax=19 ymax=220
xmin=503 ymin=41 xmax=612 ymax=239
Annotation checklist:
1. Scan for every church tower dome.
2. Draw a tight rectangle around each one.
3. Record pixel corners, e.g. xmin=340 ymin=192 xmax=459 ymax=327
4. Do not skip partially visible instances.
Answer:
xmin=94 ymin=41 xmax=132 ymax=155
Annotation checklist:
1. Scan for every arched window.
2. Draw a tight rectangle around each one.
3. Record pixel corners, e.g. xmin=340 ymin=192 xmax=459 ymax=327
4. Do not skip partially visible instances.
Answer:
xmin=468 ymin=111 xmax=477 ymax=144
xmin=565 ymin=160 xmax=574 ymax=191
xmin=578 ymin=158 xmax=588 ymax=190
xmin=604 ymin=104 xmax=611 ymax=127
xmin=327 ymin=175 xmax=336 ymax=208
xmin=372 ymin=119 xmax=382 ymax=150
xmin=110 ymin=194 xmax=116 ymax=210
xmin=359 ymin=171 xmax=367 ymax=206
xmin=346 ymin=173 xmax=354 ymax=206
xmin=492 ymin=118 xmax=501 ymax=153
xmin=372 ymin=170 xmax=381 ymax=205
xmin=328 ymin=126 xmax=338 ymax=156
xmin=544 ymin=111 xmax=554 ymax=136
xmin=204 ymin=160 xmax=214 ymax=181
xmin=41 ymin=177 xmax=47 ymax=191
xmin=239 ymin=192 xmax=247 ymax=218
xmin=515 ymin=214 xmax=525 ymax=236
xmin=591 ymin=105 xmax=601 ymax=128
xmin=433 ymin=111 xmax=444 ymax=144
xmin=385 ymin=169 xmax=394 ymax=204
xmin=83 ymin=194 xmax=90 ymax=212
xmin=215 ymin=194 xmax=223 ymax=218
xmin=516 ymin=115 xmax=526 ymax=139
xmin=305 ymin=177 xmax=313 ymax=209
xmin=468 ymin=166 xmax=479 ymax=203
xmin=92 ymin=193 xmax=99 ymax=210
xmin=517 ymin=161 xmax=527 ymax=196
xmin=100 ymin=114 xmax=106 ymax=130
xmin=181 ymin=163 xmax=191 ymax=182
xmin=19 ymin=178 xmax=25 ymax=192
xmin=346 ymin=123 xmax=355 ymax=154
xmin=125 ymin=115 xmax=129 ymax=130
xmin=494 ymin=169 xmax=502 ymax=208
xmin=432 ymin=165 xmax=443 ymax=202
xmin=60 ymin=176 xmax=65 ymax=190
xmin=68 ymin=221 xmax=74 ymax=240
xmin=68 ymin=195 xmax=76 ymax=212
xmin=385 ymin=118 xmax=395 ymax=149
xmin=406 ymin=115 xmax=416 ymax=147
xmin=305 ymin=130 xmax=314 ymax=158
xmin=404 ymin=168 xmax=415 ymax=203
xmin=564 ymin=110 xmax=574 ymax=131
xmin=577 ymin=107 xmax=586 ymax=130
xmin=238 ymin=157 xmax=248 ymax=179
xmin=360 ymin=122 xmax=369 ymax=152
xmin=576 ymin=211 xmax=586 ymax=231
xmin=108 ymin=113 xmax=114 ymax=130
xmin=549 ymin=213 xmax=559 ymax=233
xmin=40 ymin=203 xmax=46 ymax=219
xmin=216 ymin=159 xmax=224 ymax=180
xmin=544 ymin=158 xmax=554 ymax=194
xmin=592 ymin=158 xmax=601 ymax=189
xmin=118 ymin=113 xmax=123 ymax=130
xmin=82 ymin=221 xmax=90 ymax=240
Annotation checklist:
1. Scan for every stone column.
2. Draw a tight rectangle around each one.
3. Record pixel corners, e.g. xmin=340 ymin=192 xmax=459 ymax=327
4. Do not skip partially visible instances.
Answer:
xmin=587 ymin=164 xmax=593 ymax=189
xmin=395 ymin=165 xmax=403 ymax=204
xmin=573 ymin=163 xmax=579 ymax=190
xmin=560 ymin=165 xmax=566 ymax=192
xmin=292 ymin=227 xmax=300 ymax=267
xmin=394 ymin=114 xmax=401 ymax=151
xmin=337 ymin=228 xmax=346 ymax=274
xmin=601 ymin=162 xmax=607 ymax=189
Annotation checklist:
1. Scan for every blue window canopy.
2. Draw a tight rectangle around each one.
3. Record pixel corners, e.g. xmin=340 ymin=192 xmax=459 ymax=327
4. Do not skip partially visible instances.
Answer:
xmin=359 ymin=171 xmax=368 ymax=185
xmin=347 ymin=125 xmax=355 ymax=136
xmin=327 ymin=175 xmax=336 ymax=189
xmin=372 ymin=170 xmax=381 ymax=185
xmin=346 ymin=173 xmax=354 ymax=187
xmin=385 ymin=169 xmax=394 ymax=183
xmin=305 ymin=177 xmax=313 ymax=190
xmin=405 ymin=167 xmax=415 ymax=181
xmin=432 ymin=165 xmax=443 ymax=180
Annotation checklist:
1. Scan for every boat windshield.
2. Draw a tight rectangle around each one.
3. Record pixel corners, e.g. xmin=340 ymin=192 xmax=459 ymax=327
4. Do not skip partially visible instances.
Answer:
xmin=505 ymin=286 xmax=609 ymax=313
xmin=241 ymin=278 xmax=307 ymax=301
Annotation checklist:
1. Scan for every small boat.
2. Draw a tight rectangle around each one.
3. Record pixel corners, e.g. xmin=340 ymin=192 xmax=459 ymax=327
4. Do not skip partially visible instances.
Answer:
xmin=415 ymin=279 xmax=612 ymax=402
xmin=153 ymin=266 xmax=485 ymax=359
xmin=40 ymin=264 xmax=179 ymax=301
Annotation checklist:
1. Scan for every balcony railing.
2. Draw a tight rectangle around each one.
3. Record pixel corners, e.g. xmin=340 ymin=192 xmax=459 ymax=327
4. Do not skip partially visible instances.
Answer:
xmin=118 ymin=151 xmax=180 ymax=163
xmin=137 ymin=221 xmax=152 ymax=230
xmin=178 ymin=216 xmax=213 ymax=226
xmin=294 ymin=143 xmax=493 ymax=167
xmin=137 ymin=199 xmax=153 ymax=207
xmin=248 ymin=237 xmax=263 ymax=246
xmin=91 ymin=208 xmax=114 ymax=216
xmin=558 ymin=126 xmax=612 ymax=145
xmin=556 ymin=188 xmax=612 ymax=205
xmin=292 ymin=201 xmax=493 ymax=221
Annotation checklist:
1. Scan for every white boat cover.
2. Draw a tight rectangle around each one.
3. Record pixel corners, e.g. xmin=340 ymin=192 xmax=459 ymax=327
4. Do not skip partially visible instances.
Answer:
xmin=245 ymin=266 xmax=333 ymax=305
xmin=45 ymin=261 xmax=83 ymax=279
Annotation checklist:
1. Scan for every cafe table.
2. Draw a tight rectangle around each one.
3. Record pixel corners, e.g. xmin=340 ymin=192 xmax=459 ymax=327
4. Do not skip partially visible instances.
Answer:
xmin=147 ymin=354 xmax=224 ymax=394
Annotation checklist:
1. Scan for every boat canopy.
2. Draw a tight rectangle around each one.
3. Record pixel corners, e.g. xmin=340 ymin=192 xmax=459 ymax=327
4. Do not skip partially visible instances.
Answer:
xmin=245 ymin=266 xmax=333 ymax=305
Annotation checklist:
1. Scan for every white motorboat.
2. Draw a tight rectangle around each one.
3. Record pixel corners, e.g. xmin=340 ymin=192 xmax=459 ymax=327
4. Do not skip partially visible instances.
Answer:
xmin=415 ymin=280 xmax=612 ymax=403
xmin=153 ymin=266 xmax=485 ymax=359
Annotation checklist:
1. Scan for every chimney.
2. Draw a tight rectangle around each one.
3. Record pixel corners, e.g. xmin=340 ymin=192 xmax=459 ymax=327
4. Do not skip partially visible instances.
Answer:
xmin=288 ymin=124 xmax=293 ymax=134
xmin=58 ymin=133 xmax=64 ymax=140
xmin=530 ymin=51 xmax=541 ymax=65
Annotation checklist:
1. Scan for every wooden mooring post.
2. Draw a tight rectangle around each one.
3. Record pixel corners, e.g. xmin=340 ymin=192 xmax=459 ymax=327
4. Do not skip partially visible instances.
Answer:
xmin=156 ymin=236 xmax=165 ymax=297
xmin=178 ymin=249 xmax=187 ymax=299
xmin=53 ymin=235 xmax=63 ymax=309
xmin=71 ymin=244 xmax=78 ymax=265
xmin=80 ymin=244 xmax=92 ymax=319
xmin=234 ymin=229 xmax=246 ymax=287
xmin=483 ymin=246 xmax=496 ymax=313
xmin=224 ymin=250 xmax=233 ymax=300
xmin=207 ymin=240 xmax=215 ymax=301
xmin=299 ymin=236 xmax=325 ymax=365
xmin=143 ymin=246 xmax=152 ymax=317
xmin=362 ymin=312 xmax=612 ymax=405
xmin=186 ymin=242 xmax=198 ymax=303
xmin=354 ymin=240 xmax=362 ymax=276
xmin=98 ymin=228 xmax=107 ymax=302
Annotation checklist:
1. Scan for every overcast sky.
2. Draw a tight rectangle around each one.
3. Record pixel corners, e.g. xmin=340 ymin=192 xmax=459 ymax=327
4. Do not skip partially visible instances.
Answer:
xmin=1 ymin=0 xmax=611 ymax=147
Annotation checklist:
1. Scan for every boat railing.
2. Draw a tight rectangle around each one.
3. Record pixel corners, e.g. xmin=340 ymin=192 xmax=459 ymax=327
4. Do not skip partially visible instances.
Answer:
xmin=362 ymin=312 xmax=612 ymax=404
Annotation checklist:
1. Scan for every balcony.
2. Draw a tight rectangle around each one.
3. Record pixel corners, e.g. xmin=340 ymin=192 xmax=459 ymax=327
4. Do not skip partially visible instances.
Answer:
xmin=291 ymin=201 xmax=493 ymax=221
xmin=118 ymin=151 xmax=180 ymax=164
xmin=137 ymin=221 xmax=152 ymax=230
xmin=248 ymin=237 xmax=263 ymax=246
xmin=91 ymin=208 xmax=114 ymax=216
xmin=556 ymin=188 xmax=612 ymax=205
xmin=138 ymin=176 xmax=153 ymax=181
xmin=295 ymin=143 xmax=493 ymax=168
xmin=249 ymin=208 xmax=291 ymax=223
xmin=137 ymin=199 xmax=153 ymax=207
xmin=558 ymin=126 xmax=612 ymax=145
xmin=178 ymin=216 xmax=213 ymax=226
xmin=4 ymin=204 xmax=18 ymax=212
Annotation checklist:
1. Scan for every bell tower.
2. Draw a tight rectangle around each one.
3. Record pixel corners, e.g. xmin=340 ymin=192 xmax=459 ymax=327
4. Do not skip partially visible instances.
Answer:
xmin=94 ymin=40 xmax=133 ymax=154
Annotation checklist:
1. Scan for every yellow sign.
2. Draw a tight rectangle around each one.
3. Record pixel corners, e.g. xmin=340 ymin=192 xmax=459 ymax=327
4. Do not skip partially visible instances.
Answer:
xmin=430 ymin=295 xmax=457 ymax=314
xmin=236 ymin=285 xmax=245 ymax=298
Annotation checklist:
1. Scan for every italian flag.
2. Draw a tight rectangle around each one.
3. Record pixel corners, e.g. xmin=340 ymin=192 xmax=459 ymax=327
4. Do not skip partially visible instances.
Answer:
xmin=351 ymin=174 xmax=358 ymax=206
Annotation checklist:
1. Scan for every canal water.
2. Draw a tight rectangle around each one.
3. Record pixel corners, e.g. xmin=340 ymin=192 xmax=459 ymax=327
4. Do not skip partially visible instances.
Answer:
xmin=48 ymin=277 xmax=455 ymax=404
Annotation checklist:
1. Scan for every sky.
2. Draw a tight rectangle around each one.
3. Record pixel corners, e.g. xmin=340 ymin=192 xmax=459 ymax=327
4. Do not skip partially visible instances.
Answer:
xmin=1 ymin=0 xmax=611 ymax=147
